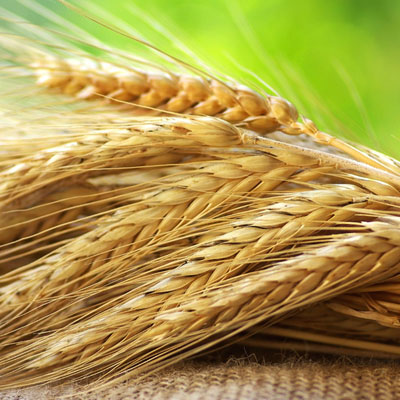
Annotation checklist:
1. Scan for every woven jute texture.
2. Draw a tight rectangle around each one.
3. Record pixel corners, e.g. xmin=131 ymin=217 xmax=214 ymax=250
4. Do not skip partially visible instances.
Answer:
xmin=3 ymin=356 xmax=400 ymax=400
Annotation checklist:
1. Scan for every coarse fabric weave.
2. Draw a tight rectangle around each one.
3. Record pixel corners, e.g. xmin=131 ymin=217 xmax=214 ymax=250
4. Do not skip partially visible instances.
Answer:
xmin=3 ymin=357 xmax=400 ymax=400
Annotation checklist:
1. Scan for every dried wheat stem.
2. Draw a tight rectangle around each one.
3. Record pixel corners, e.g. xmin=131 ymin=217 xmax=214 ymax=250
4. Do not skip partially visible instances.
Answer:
xmin=275 ymin=303 xmax=400 ymax=342
xmin=327 ymin=294 xmax=400 ymax=329
xmin=243 ymin=327 xmax=400 ymax=356
xmin=246 ymin=133 xmax=400 ymax=190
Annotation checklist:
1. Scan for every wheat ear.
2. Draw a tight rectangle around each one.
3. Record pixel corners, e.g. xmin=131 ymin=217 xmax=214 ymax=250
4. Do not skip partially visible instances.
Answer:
xmin=0 ymin=217 xmax=399 ymax=388
xmin=3 ymin=119 xmax=399 ymax=216
xmin=30 ymin=55 xmax=399 ymax=174
xmin=0 ymin=184 xmax=384 ymax=352
xmin=0 ymin=117 xmax=245 ymax=211
xmin=33 ymin=56 xmax=297 ymax=133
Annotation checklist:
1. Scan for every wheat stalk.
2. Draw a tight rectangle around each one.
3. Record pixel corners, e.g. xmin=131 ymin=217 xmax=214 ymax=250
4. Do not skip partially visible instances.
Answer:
xmin=326 ymin=290 xmax=400 ymax=329
xmin=241 ymin=327 xmax=400 ymax=356
xmin=266 ymin=303 xmax=400 ymax=342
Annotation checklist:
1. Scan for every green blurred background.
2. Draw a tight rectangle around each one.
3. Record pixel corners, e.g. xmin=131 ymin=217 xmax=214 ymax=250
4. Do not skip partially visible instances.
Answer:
xmin=5 ymin=0 xmax=400 ymax=158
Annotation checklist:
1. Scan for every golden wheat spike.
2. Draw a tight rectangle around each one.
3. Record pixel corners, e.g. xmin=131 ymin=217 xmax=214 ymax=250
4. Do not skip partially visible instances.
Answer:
xmin=0 ymin=186 xmax=394 ymax=363
xmin=0 ymin=117 xmax=242 ymax=211
xmin=33 ymin=56 xmax=295 ymax=133
xmin=0 ymin=217 xmax=399 ymax=388
xmin=29 ymin=53 xmax=400 ymax=174
xmin=2 ymin=114 xmax=399 ymax=216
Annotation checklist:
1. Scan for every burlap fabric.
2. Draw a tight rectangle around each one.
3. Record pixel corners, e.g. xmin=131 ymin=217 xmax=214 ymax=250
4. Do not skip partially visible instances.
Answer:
xmin=3 ymin=356 xmax=400 ymax=400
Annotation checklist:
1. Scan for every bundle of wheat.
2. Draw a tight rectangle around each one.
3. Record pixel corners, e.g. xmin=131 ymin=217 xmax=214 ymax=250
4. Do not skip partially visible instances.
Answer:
xmin=0 ymin=1 xmax=400 ymax=392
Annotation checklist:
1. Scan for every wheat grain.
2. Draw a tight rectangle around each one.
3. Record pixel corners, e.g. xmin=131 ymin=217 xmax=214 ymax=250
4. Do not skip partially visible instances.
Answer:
xmin=33 ymin=56 xmax=295 ymax=133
